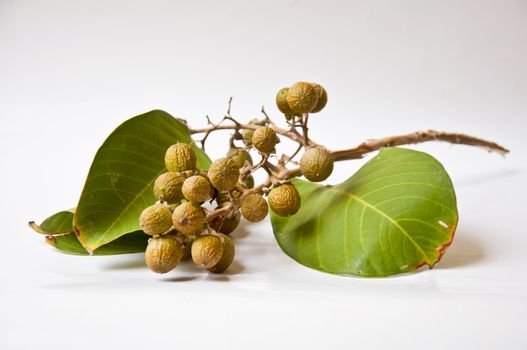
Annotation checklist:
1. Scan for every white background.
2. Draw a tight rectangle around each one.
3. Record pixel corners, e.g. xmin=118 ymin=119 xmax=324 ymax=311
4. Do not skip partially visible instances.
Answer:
xmin=1 ymin=0 xmax=526 ymax=349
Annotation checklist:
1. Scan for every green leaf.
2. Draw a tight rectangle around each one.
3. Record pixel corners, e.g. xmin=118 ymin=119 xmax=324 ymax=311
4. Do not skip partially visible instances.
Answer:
xmin=30 ymin=209 xmax=149 ymax=255
xmin=46 ymin=231 xmax=149 ymax=255
xmin=28 ymin=210 xmax=74 ymax=235
xmin=271 ymin=147 xmax=458 ymax=277
xmin=74 ymin=110 xmax=211 ymax=252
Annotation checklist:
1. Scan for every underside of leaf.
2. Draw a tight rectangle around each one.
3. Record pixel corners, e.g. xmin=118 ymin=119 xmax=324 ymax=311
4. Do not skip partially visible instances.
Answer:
xmin=271 ymin=147 xmax=458 ymax=277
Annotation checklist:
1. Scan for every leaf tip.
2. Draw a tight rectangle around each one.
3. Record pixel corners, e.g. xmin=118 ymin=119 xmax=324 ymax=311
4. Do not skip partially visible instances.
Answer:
xmin=28 ymin=221 xmax=45 ymax=234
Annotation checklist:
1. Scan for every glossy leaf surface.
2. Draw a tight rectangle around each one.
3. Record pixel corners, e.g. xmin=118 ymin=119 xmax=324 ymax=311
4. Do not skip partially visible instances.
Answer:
xmin=73 ymin=110 xmax=210 ymax=252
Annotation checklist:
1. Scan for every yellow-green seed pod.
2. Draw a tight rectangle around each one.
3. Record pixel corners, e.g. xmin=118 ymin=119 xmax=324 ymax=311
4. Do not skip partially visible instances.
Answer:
xmin=208 ymin=158 xmax=240 ymax=192
xmin=191 ymin=235 xmax=224 ymax=269
xmin=240 ymin=174 xmax=255 ymax=189
xmin=310 ymin=83 xmax=328 ymax=113
xmin=276 ymin=87 xmax=295 ymax=117
xmin=145 ymin=236 xmax=183 ymax=274
xmin=227 ymin=148 xmax=253 ymax=169
xmin=208 ymin=233 xmax=235 ymax=273
xmin=139 ymin=204 xmax=173 ymax=235
xmin=268 ymin=183 xmax=301 ymax=217
xmin=300 ymin=146 xmax=334 ymax=182
xmin=240 ymin=193 xmax=269 ymax=222
xmin=172 ymin=202 xmax=206 ymax=235
xmin=242 ymin=129 xmax=254 ymax=146
xmin=153 ymin=172 xmax=185 ymax=203
xmin=209 ymin=209 xmax=241 ymax=235
xmin=252 ymin=126 xmax=280 ymax=153
xmin=182 ymin=175 xmax=213 ymax=203
xmin=165 ymin=143 xmax=196 ymax=172
xmin=286 ymin=82 xmax=319 ymax=114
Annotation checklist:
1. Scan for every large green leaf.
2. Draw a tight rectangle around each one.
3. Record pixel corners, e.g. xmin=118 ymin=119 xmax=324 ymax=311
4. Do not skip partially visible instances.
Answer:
xmin=271 ymin=147 xmax=458 ymax=277
xmin=29 ymin=210 xmax=149 ymax=255
xmin=46 ymin=231 xmax=149 ymax=256
xmin=74 ymin=110 xmax=211 ymax=252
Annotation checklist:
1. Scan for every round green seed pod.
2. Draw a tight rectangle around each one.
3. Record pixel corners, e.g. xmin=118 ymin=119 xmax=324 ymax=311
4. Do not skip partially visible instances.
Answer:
xmin=241 ymin=174 xmax=255 ymax=189
xmin=145 ymin=236 xmax=183 ymax=274
xmin=240 ymin=193 xmax=269 ymax=222
xmin=227 ymin=148 xmax=253 ymax=169
xmin=171 ymin=202 xmax=206 ymax=235
xmin=208 ymin=233 xmax=235 ymax=273
xmin=191 ymin=235 xmax=224 ymax=269
xmin=242 ymin=129 xmax=254 ymax=146
xmin=165 ymin=143 xmax=196 ymax=172
xmin=286 ymin=82 xmax=319 ymax=114
xmin=300 ymin=146 xmax=334 ymax=182
xmin=182 ymin=175 xmax=213 ymax=203
xmin=268 ymin=183 xmax=301 ymax=217
xmin=209 ymin=209 xmax=241 ymax=235
xmin=139 ymin=204 xmax=173 ymax=235
xmin=310 ymin=83 xmax=328 ymax=113
xmin=252 ymin=126 xmax=280 ymax=153
xmin=276 ymin=87 xmax=295 ymax=116
xmin=208 ymin=158 xmax=240 ymax=192
xmin=153 ymin=172 xmax=185 ymax=203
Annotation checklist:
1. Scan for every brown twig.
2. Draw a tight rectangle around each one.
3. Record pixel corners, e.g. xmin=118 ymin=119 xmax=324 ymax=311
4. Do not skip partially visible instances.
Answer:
xmin=206 ymin=205 xmax=232 ymax=222
xmin=190 ymin=119 xmax=318 ymax=147
xmin=301 ymin=113 xmax=311 ymax=147
xmin=331 ymin=130 xmax=509 ymax=161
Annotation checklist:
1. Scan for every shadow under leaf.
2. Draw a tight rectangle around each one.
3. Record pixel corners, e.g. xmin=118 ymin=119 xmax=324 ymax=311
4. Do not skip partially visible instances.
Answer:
xmin=436 ymin=232 xmax=485 ymax=269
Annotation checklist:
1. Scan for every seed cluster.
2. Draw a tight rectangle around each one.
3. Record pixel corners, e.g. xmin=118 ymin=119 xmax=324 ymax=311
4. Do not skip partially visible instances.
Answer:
xmin=139 ymin=82 xmax=333 ymax=275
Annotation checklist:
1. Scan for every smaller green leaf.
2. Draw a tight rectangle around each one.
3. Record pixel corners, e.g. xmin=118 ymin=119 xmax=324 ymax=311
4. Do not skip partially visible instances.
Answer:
xmin=30 ymin=209 xmax=148 ymax=255
xmin=46 ymin=231 xmax=149 ymax=255
xmin=28 ymin=210 xmax=74 ymax=235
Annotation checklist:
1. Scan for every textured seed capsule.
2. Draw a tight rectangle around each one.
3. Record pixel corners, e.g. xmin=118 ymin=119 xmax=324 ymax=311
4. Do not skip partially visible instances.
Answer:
xmin=172 ymin=202 xmax=206 ymax=235
xmin=139 ymin=204 xmax=173 ymax=235
xmin=227 ymin=148 xmax=253 ymax=169
xmin=240 ymin=193 xmax=269 ymax=222
xmin=310 ymin=83 xmax=328 ymax=113
xmin=182 ymin=175 xmax=212 ymax=203
xmin=208 ymin=158 xmax=240 ymax=191
xmin=268 ymin=183 xmax=301 ymax=217
xmin=153 ymin=172 xmax=185 ymax=203
xmin=286 ymin=82 xmax=319 ymax=114
xmin=208 ymin=233 xmax=235 ymax=273
xmin=191 ymin=235 xmax=224 ymax=269
xmin=300 ymin=146 xmax=334 ymax=182
xmin=209 ymin=209 xmax=241 ymax=234
xmin=145 ymin=236 xmax=183 ymax=274
xmin=252 ymin=126 xmax=280 ymax=153
xmin=165 ymin=143 xmax=196 ymax=172
xmin=276 ymin=87 xmax=294 ymax=116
